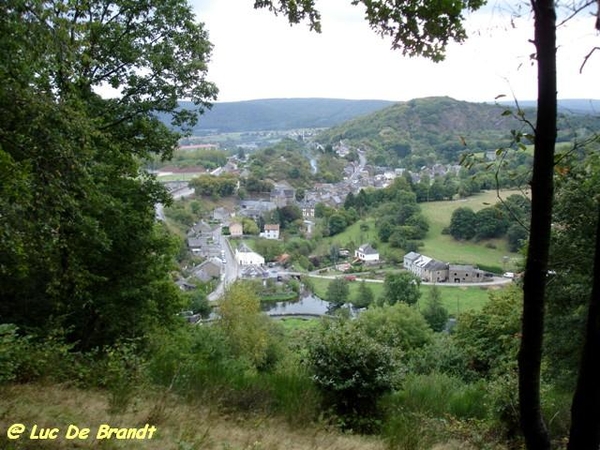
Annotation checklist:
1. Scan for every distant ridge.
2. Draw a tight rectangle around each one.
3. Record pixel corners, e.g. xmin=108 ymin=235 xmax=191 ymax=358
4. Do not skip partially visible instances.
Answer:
xmin=179 ymin=98 xmax=395 ymax=133
xmin=497 ymin=98 xmax=600 ymax=115
xmin=315 ymin=96 xmax=600 ymax=167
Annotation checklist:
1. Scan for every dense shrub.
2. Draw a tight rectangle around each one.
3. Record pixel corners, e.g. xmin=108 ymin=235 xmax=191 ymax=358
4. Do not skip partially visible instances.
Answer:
xmin=307 ymin=319 xmax=399 ymax=433
xmin=357 ymin=303 xmax=433 ymax=352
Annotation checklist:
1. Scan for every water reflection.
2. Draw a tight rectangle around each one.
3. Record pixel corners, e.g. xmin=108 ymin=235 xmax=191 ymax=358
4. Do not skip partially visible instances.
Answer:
xmin=262 ymin=291 xmax=361 ymax=317
xmin=262 ymin=291 xmax=333 ymax=316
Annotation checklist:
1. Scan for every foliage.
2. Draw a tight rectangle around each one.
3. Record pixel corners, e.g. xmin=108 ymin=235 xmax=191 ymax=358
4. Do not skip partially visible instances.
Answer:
xmin=0 ymin=0 xmax=216 ymax=350
xmin=325 ymin=278 xmax=350 ymax=306
xmin=388 ymin=373 xmax=487 ymax=420
xmin=189 ymin=174 xmax=238 ymax=197
xmin=449 ymin=207 xmax=477 ymax=240
xmin=422 ymin=285 xmax=449 ymax=332
xmin=306 ymin=318 xmax=399 ymax=433
xmin=184 ymin=289 xmax=212 ymax=317
xmin=0 ymin=325 xmax=80 ymax=384
xmin=407 ymin=333 xmax=477 ymax=382
xmin=327 ymin=213 xmax=348 ymax=236
xmin=545 ymin=151 xmax=600 ymax=388
xmin=380 ymin=272 xmax=421 ymax=306
xmin=357 ymin=303 xmax=433 ymax=353
xmin=475 ymin=207 xmax=509 ymax=239
xmin=242 ymin=217 xmax=260 ymax=235
xmin=352 ymin=280 xmax=375 ymax=308
xmin=507 ymin=223 xmax=529 ymax=253
xmin=252 ymin=238 xmax=284 ymax=261
xmin=453 ymin=286 xmax=522 ymax=377
xmin=218 ymin=282 xmax=281 ymax=371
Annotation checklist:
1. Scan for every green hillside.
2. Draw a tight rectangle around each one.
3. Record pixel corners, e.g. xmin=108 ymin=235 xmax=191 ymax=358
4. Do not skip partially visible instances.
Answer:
xmin=176 ymin=98 xmax=394 ymax=133
xmin=316 ymin=96 xmax=600 ymax=168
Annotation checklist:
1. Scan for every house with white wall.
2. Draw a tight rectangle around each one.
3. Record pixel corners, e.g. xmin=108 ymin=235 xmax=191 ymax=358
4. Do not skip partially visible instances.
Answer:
xmin=261 ymin=224 xmax=280 ymax=240
xmin=355 ymin=244 xmax=379 ymax=263
xmin=235 ymin=243 xmax=265 ymax=266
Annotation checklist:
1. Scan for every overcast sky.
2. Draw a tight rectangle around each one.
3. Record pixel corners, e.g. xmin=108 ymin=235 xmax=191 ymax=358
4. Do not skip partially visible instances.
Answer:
xmin=190 ymin=1 xmax=599 ymax=103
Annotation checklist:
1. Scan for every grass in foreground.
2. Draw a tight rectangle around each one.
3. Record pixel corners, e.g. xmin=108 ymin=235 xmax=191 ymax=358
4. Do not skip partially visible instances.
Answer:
xmin=0 ymin=383 xmax=384 ymax=450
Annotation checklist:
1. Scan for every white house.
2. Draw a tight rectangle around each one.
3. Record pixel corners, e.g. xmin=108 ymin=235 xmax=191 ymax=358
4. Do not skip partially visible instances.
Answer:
xmin=235 ymin=243 xmax=265 ymax=266
xmin=261 ymin=223 xmax=280 ymax=240
xmin=403 ymin=251 xmax=421 ymax=271
xmin=355 ymin=244 xmax=379 ymax=263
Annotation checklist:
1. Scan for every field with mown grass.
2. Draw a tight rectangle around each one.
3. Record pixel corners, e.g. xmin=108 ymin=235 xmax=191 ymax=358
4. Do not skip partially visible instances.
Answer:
xmin=419 ymin=189 xmax=526 ymax=271
xmin=319 ymin=190 xmax=525 ymax=272
xmin=307 ymin=276 xmax=501 ymax=316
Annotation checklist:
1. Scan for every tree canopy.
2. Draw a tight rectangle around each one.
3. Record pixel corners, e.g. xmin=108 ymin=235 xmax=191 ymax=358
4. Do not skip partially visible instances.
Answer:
xmin=0 ymin=0 xmax=217 ymax=349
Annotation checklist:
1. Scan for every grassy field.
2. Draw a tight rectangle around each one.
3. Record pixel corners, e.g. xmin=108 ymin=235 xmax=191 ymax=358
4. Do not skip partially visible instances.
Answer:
xmin=307 ymin=275 xmax=498 ymax=316
xmin=419 ymin=189 xmax=526 ymax=271
xmin=318 ymin=190 xmax=525 ymax=272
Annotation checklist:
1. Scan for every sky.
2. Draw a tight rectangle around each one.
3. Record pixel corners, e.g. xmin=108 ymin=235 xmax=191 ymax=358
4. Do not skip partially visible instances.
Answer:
xmin=190 ymin=0 xmax=599 ymax=104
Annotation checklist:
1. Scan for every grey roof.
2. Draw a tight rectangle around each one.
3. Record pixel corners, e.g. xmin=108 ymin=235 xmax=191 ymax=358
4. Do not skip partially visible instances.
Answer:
xmin=449 ymin=264 xmax=476 ymax=271
xmin=187 ymin=238 xmax=204 ymax=248
xmin=358 ymin=244 xmax=378 ymax=254
xmin=424 ymin=260 xmax=449 ymax=271
xmin=404 ymin=251 xmax=421 ymax=262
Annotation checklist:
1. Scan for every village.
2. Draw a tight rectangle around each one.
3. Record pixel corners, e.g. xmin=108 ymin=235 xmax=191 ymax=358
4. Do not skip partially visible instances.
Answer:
xmin=161 ymin=145 xmax=508 ymax=300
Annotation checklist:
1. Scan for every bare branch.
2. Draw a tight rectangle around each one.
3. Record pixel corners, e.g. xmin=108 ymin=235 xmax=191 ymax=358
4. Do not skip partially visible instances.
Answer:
xmin=556 ymin=0 xmax=596 ymax=28
xmin=580 ymin=46 xmax=600 ymax=73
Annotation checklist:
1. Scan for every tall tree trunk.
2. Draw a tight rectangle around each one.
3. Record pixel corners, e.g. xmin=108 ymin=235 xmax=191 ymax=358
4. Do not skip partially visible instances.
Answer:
xmin=568 ymin=204 xmax=600 ymax=450
xmin=518 ymin=1 xmax=556 ymax=449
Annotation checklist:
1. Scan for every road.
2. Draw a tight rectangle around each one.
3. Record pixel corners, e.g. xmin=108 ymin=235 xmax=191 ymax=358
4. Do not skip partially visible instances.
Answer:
xmin=207 ymin=231 xmax=239 ymax=302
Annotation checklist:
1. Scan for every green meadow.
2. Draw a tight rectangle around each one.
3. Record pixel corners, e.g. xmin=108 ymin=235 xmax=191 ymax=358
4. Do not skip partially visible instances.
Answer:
xmin=419 ymin=189 xmax=525 ymax=271
xmin=321 ymin=189 xmax=524 ymax=271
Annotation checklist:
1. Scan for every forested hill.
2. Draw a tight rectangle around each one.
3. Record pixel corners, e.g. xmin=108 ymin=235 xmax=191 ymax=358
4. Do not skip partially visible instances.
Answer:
xmin=316 ymin=96 xmax=600 ymax=167
xmin=182 ymin=98 xmax=394 ymax=133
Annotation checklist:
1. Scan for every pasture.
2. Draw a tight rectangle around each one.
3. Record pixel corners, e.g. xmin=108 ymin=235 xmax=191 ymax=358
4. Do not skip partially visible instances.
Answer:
xmin=419 ymin=189 xmax=526 ymax=270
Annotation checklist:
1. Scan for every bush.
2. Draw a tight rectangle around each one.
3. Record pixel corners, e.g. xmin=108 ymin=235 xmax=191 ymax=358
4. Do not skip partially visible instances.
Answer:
xmin=386 ymin=373 xmax=488 ymax=420
xmin=0 ymin=324 xmax=88 ymax=385
xmin=307 ymin=319 xmax=399 ymax=433
xmin=407 ymin=334 xmax=477 ymax=383
xmin=476 ymin=263 xmax=503 ymax=275
xmin=357 ymin=303 xmax=433 ymax=352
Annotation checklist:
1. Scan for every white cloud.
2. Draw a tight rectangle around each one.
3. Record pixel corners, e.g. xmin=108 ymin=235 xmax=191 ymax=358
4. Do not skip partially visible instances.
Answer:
xmin=192 ymin=0 xmax=599 ymax=102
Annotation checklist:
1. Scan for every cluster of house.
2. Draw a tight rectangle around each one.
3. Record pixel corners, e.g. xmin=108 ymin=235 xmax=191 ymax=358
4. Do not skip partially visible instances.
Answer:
xmin=403 ymin=252 xmax=493 ymax=283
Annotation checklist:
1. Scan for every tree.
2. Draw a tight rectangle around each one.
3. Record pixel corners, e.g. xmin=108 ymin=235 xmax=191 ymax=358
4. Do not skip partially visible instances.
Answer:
xmin=453 ymin=285 xmax=522 ymax=377
xmin=218 ymin=282 xmax=273 ymax=370
xmin=475 ymin=207 xmax=508 ymax=239
xmin=422 ymin=285 xmax=449 ymax=332
xmin=357 ymin=302 xmax=433 ymax=351
xmin=326 ymin=278 xmax=350 ymax=307
xmin=449 ymin=207 xmax=477 ymax=240
xmin=242 ymin=218 xmax=260 ymax=235
xmin=327 ymin=213 xmax=348 ymax=236
xmin=0 ymin=0 xmax=217 ymax=349
xmin=507 ymin=224 xmax=528 ymax=253
xmin=380 ymin=272 xmax=421 ymax=306
xmin=517 ymin=3 xmax=557 ymax=447
xmin=307 ymin=318 xmax=398 ymax=432
xmin=353 ymin=280 xmax=374 ymax=308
